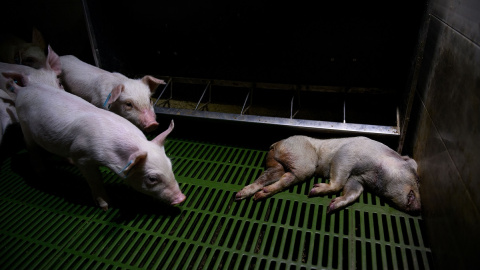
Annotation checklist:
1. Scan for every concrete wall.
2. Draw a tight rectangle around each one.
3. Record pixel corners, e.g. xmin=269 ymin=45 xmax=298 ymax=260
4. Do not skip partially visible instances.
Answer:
xmin=407 ymin=0 xmax=480 ymax=268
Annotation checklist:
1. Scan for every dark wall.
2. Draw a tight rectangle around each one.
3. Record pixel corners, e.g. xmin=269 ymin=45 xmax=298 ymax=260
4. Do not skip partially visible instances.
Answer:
xmin=1 ymin=0 xmax=94 ymax=65
xmin=406 ymin=0 xmax=480 ymax=268
xmin=85 ymin=1 xmax=425 ymax=89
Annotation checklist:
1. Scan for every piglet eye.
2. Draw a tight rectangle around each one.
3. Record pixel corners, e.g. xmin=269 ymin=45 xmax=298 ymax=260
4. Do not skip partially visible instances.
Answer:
xmin=125 ymin=101 xmax=133 ymax=110
xmin=147 ymin=176 xmax=158 ymax=185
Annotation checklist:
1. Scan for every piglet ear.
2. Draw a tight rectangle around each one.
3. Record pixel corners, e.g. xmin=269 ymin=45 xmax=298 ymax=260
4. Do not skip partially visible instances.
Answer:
xmin=2 ymin=72 xmax=26 ymax=86
xmin=46 ymin=45 xmax=62 ymax=76
xmin=109 ymin=84 xmax=124 ymax=104
xmin=141 ymin=75 xmax=165 ymax=94
xmin=2 ymin=72 xmax=27 ymax=94
xmin=119 ymin=150 xmax=148 ymax=175
xmin=402 ymin=155 xmax=418 ymax=171
xmin=103 ymin=84 xmax=124 ymax=109
xmin=152 ymin=120 xmax=174 ymax=146
xmin=32 ymin=27 xmax=46 ymax=51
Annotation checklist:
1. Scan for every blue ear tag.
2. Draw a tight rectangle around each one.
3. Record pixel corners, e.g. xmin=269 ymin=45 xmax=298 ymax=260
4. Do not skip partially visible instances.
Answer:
xmin=103 ymin=92 xmax=112 ymax=109
xmin=118 ymin=160 xmax=133 ymax=178
xmin=7 ymin=83 xmax=15 ymax=92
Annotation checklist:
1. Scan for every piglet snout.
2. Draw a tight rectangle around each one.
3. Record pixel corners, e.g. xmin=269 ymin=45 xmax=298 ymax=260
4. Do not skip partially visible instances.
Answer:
xmin=171 ymin=193 xmax=186 ymax=206
xmin=144 ymin=121 xmax=159 ymax=132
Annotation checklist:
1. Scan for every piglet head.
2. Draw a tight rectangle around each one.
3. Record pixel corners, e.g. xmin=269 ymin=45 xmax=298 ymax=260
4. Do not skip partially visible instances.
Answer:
xmin=121 ymin=120 xmax=186 ymax=206
xmin=108 ymin=75 xmax=165 ymax=132
xmin=383 ymin=157 xmax=421 ymax=214
xmin=1 ymin=45 xmax=62 ymax=91
xmin=15 ymin=27 xmax=47 ymax=69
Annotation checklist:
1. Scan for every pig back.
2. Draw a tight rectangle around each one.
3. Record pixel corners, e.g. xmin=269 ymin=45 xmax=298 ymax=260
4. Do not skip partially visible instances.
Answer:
xmin=15 ymin=83 xmax=145 ymax=158
xmin=0 ymin=62 xmax=61 ymax=93
xmin=59 ymin=55 xmax=113 ymax=105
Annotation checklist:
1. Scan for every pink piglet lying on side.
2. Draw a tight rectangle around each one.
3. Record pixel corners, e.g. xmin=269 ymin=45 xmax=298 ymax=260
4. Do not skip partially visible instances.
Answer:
xmin=236 ymin=135 xmax=421 ymax=214
xmin=5 ymin=72 xmax=186 ymax=211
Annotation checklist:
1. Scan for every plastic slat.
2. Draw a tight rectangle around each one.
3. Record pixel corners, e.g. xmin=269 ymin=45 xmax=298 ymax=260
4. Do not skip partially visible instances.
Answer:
xmin=0 ymin=137 xmax=432 ymax=269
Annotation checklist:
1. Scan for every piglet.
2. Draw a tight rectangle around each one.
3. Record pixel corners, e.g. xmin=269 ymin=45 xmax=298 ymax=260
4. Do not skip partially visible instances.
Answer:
xmin=0 ymin=45 xmax=63 ymax=94
xmin=0 ymin=27 xmax=47 ymax=69
xmin=0 ymin=89 xmax=18 ymax=145
xmin=0 ymin=45 xmax=62 ymax=145
xmin=6 ymin=72 xmax=186 ymax=210
xmin=59 ymin=55 xmax=165 ymax=132
xmin=235 ymin=135 xmax=421 ymax=214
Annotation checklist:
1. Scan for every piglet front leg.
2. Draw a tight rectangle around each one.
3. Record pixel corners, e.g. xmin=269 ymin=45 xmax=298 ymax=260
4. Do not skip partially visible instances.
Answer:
xmin=326 ymin=177 xmax=364 ymax=214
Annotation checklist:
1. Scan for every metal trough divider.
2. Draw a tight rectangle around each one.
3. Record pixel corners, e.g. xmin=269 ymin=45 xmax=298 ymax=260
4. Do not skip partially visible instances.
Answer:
xmin=152 ymin=77 xmax=400 ymax=137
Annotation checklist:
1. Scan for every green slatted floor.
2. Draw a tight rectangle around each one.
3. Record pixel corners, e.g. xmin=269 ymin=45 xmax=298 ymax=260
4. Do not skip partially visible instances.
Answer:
xmin=0 ymin=137 xmax=432 ymax=269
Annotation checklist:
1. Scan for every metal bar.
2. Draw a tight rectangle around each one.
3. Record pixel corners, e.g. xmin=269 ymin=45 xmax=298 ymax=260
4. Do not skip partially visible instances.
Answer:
xmin=290 ymin=90 xmax=300 ymax=119
xmin=290 ymin=96 xmax=297 ymax=119
xmin=343 ymin=87 xmax=348 ymax=123
xmin=154 ymin=76 xmax=393 ymax=95
xmin=290 ymin=96 xmax=294 ymax=119
xmin=241 ymin=89 xmax=252 ymax=115
xmin=153 ymin=77 xmax=172 ymax=107
xmin=396 ymin=106 xmax=400 ymax=133
xmin=195 ymin=81 xmax=212 ymax=111
xmin=81 ymin=0 xmax=101 ymax=68
xmin=154 ymin=107 xmax=399 ymax=136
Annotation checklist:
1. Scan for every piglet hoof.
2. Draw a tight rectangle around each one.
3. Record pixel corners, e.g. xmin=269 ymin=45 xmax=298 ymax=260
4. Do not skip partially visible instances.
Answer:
xmin=95 ymin=198 xmax=109 ymax=211
xmin=308 ymin=187 xmax=320 ymax=197
xmin=326 ymin=199 xmax=337 ymax=214
xmin=235 ymin=191 xmax=246 ymax=201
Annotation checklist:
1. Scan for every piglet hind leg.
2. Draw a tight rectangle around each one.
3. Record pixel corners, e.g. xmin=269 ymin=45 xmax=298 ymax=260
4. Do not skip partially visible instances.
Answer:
xmin=326 ymin=177 xmax=364 ymax=214
xmin=235 ymin=149 xmax=284 ymax=201
xmin=253 ymin=171 xmax=298 ymax=201
xmin=235 ymin=166 xmax=284 ymax=201
xmin=76 ymin=162 xmax=110 ymax=211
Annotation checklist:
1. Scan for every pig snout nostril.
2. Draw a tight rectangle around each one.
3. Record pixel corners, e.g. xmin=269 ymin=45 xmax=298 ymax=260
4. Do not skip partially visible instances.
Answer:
xmin=144 ymin=122 xmax=159 ymax=132
xmin=171 ymin=194 xmax=186 ymax=206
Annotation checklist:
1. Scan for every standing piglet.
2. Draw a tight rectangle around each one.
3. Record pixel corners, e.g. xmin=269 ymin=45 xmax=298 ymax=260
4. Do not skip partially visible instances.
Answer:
xmin=235 ymin=135 xmax=421 ymax=214
xmin=59 ymin=55 xmax=165 ymax=132
xmin=0 ymin=45 xmax=62 ymax=93
xmin=0 ymin=89 xmax=18 ymax=145
xmin=6 ymin=73 xmax=186 ymax=210
xmin=0 ymin=45 xmax=62 ymax=145
xmin=0 ymin=27 xmax=47 ymax=69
